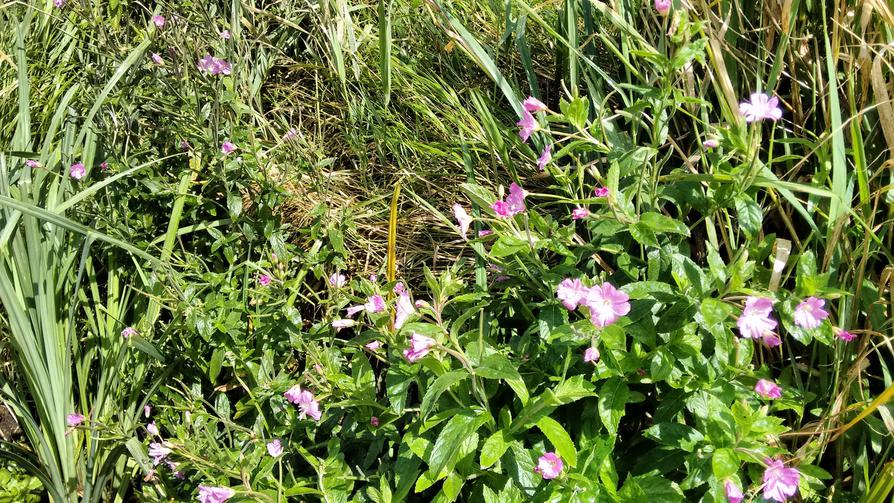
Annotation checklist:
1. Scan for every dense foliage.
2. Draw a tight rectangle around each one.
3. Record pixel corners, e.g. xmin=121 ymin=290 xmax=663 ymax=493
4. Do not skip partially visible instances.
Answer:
xmin=1 ymin=0 xmax=893 ymax=502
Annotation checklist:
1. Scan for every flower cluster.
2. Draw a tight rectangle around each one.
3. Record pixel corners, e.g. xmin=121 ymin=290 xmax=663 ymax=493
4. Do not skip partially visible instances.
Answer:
xmin=283 ymin=385 xmax=323 ymax=421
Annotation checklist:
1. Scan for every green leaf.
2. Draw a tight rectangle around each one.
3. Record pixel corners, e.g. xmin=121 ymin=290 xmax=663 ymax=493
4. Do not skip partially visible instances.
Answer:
xmin=629 ymin=223 xmax=660 ymax=247
xmin=598 ymin=379 xmax=629 ymax=435
xmin=536 ymin=416 xmax=577 ymax=466
xmin=560 ymin=96 xmax=590 ymax=131
xmin=428 ymin=412 xmax=481 ymax=478
xmin=476 ymin=354 xmax=529 ymax=403
xmin=208 ymin=348 xmax=224 ymax=383
xmin=734 ymin=195 xmax=763 ymax=239
xmin=649 ymin=348 xmax=674 ymax=382
xmin=638 ymin=212 xmax=690 ymax=236
xmin=480 ymin=429 xmax=510 ymax=469
xmin=490 ymin=235 xmax=529 ymax=258
xmin=420 ymin=370 xmax=468 ymax=418
xmin=554 ymin=375 xmax=596 ymax=404
xmin=711 ymin=448 xmax=739 ymax=479
xmin=644 ymin=423 xmax=704 ymax=452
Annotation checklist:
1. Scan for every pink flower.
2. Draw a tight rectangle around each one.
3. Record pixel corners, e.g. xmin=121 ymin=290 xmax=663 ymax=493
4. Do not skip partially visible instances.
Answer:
xmin=584 ymin=282 xmax=630 ymax=328
xmin=220 ymin=30 xmax=231 ymax=40
xmin=180 ymin=140 xmax=191 ymax=150
xmin=100 ymin=162 xmax=108 ymax=171
xmin=148 ymin=442 xmax=171 ymax=466
xmin=266 ymin=439 xmax=283 ymax=457
xmin=197 ymin=485 xmax=236 ymax=503
xmin=557 ymin=278 xmax=587 ymax=310
xmin=345 ymin=305 xmax=366 ymax=317
xmin=478 ymin=229 xmax=493 ymax=237
xmin=220 ymin=142 xmax=237 ymax=155
xmin=516 ymin=110 xmax=539 ymax=142
xmin=737 ymin=296 xmax=777 ymax=340
xmin=329 ymin=272 xmax=346 ymax=288
xmin=144 ymin=405 xmax=152 ymax=417
xmin=370 ymin=416 xmax=380 ymax=427
xmin=151 ymin=53 xmax=164 ymax=65
xmin=331 ymin=319 xmax=355 ymax=330
xmin=755 ymin=378 xmax=782 ymax=399
xmin=365 ymin=340 xmax=382 ymax=350
xmin=198 ymin=55 xmax=232 ymax=75
xmin=724 ymin=480 xmax=744 ymax=503
xmin=258 ymin=274 xmax=272 ymax=286
xmin=121 ymin=326 xmax=138 ymax=338
xmin=534 ymin=452 xmax=563 ymax=480
xmin=403 ymin=333 xmax=435 ymax=363
xmin=522 ymin=96 xmax=547 ymax=113
xmin=492 ymin=183 xmax=527 ymax=217
xmin=395 ymin=292 xmax=415 ymax=330
xmin=793 ymin=296 xmax=828 ymax=329
xmin=283 ymin=385 xmax=322 ymax=421
xmin=703 ymin=139 xmax=720 ymax=149
xmin=537 ymin=144 xmax=552 ymax=170
xmin=66 ymin=413 xmax=85 ymax=427
xmin=739 ymin=93 xmax=783 ymax=123
xmin=283 ymin=128 xmax=297 ymax=141
xmin=583 ymin=347 xmax=600 ymax=364
xmin=491 ymin=201 xmax=511 ymax=216
xmin=152 ymin=15 xmax=166 ymax=28
xmin=762 ymin=459 xmax=800 ymax=502
xmin=393 ymin=282 xmax=406 ymax=294
xmin=414 ymin=299 xmax=426 ymax=309
xmin=147 ymin=421 xmax=159 ymax=436
xmin=572 ymin=207 xmax=590 ymax=220
xmin=835 ymin=328 xmax=856 ymax=342
xmin=369 ymin=274 xmax=378 ymax=282
xmin=54 ymin=0 xmax=65 ymax=7
xmin=452 ymin=203 xmax=472 ymax=239
xmin=654 ymin=0 xmax=671 ymax=15
xmin=593 ymin=187 xmax=609 ymax=197
xmin=366 ymin=294 xmax=385 ymax=313
xmin=26 ymin=160 xmax=40 ymax=168
xmin=70 ymin=162 xmax=86 ymax=180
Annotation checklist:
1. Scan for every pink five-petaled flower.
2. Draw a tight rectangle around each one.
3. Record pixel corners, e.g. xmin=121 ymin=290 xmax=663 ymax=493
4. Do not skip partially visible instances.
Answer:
xmin=283 ymin=128 xmax=297 ymax=141
xmin=572 ymin=207 xmax=590 ymax=220
xmin=736 ymin=296 xmax=778 ymax=343
xmin=283 ymin=385 xmax=322 ymax=421
xmin=151 ymin=53 xmax=164 ymax=65
xmin=121 ymin=326 xmax=138 ymax=338
xmin=793 ymin=296 xmax=829 ymax=329
xmin=329 ymin=272 xmax=346 ymax=288
xmin=394 ymin=291 xmax=415 ymax=330
xmin=534 ymin=452 xmax=563 ymax=480
xmin=152 ymin=15 xmax=165 ymax=28
xmin=197 ymin=485 xmax=236 ymax=503
xmin=198 ymin=55 xmax=232 ymax=75
xmin=220 ymin=142 xmax=237 ymax=155
xmin=266 ymin=439 xmax=283 ymax=457
xmin=403 ymin=333 xmax=436 ymax=363
xmin=537 ymin=144 xmax=552 ymax=170
xmin=366 ymin=294 xmax=385 ymax=313
xmin=724 ymin=480 xmax=744 ymax=503
xmin=452 ymin=203 xmax=472 ymax=239
xmin=594 ymin=187 xmax=609 ymax=197
xmin=365 ymin=340 xmax=382 ymax=350
xmin=557 ymin=278 xmax=588 ymax=310
xmin=394 ymin=282 xmax=406 ymax=294
xmin=70 ymin=162 xmax=86 ymax=180
xmin=835 ymin=328 xmax=856 ymax=342
xmin=26 ymin=160 xmax=40 ymax=168
xmin=654 ymin=0 xmax=671 ymax=15
xmin=54 ymin=0 xmax=65 ymax=7
xmin=66 ymin=413 xmax=85 ymax=427
xmin=583 ymin=347 xmax=600 ymax=364
xmin=491 ymin=183 xmax=527 ymax=217
xmin=703 ymin=139 xmax=720 ymax=149
xmin=370 ymin=416 xmax=380 ymax=427
xmin=584 ymin=282 xmax=630 ymax=328
xmin=148 ymin=442 xmax=171 ymax=466
xmin=762 ymin=459 xmax=800 ymax=502
xmin=739 ymin=93 xmax=783 ymax=123
xmin=755 ymin=378 xmax=782 ymax=399
xmin=516 ymin=110 xmax=539 ymax=143
xmin=522 ymin=96 xmax=547 ymax=113
xmin=147 ymin=421 xmax=159 ymax=436
xmin=220 ymin=30 xmax=231 ymax=40
xmin=258 ymin=274 xmax=272 ymax=286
